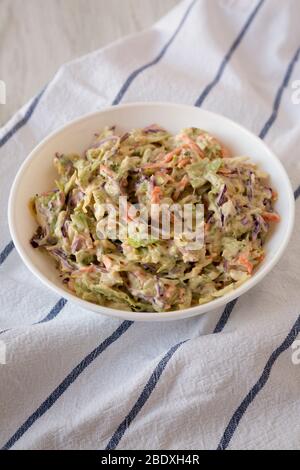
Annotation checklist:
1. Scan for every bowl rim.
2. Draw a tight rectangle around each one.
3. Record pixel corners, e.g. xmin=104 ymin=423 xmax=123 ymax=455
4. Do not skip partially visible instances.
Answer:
xmin=8 ymin=101 xmax=295 ymax=321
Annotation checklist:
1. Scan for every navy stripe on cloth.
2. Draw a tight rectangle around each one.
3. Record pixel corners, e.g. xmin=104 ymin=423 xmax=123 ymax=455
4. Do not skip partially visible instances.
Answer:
xmin=217 ymin=314 xmax=300 ymax=450
xmin=2 ymin=0 xmax=299 ymax=453
xmin=194 ymin=0 xmax=265 ymax=107
xmin=214 ymin=46 xmax=300 ymax=446
xmin=105 ymin=300 xmax=241 ymax=450
xmin=0 ymin=88 xmax=45 ymax=149
xmin=2 ymin=320 xmax=133 ymax=450
xmin=104 ymin=9 xmax=300 ymax=451
xmin=105 ymin=340 xmax=186 ymax=450
xmin=259 ymin=47 xmax=300 ymax=139
xmin=0 ymin=241 xmax=14 ymax=266
xmin=212 ymin=44 xmax=300 ymax=332
xmin=213 ymin=299 xmax=238 ymax=334
xmin=196 ymin=176 xmax=300 ymax=346
xmin=0 ymin=1 xmax=196 ymax=268
xmin=37 ymin=298 xmax=67 ymax=324
xmin=111 ymin=0 xmax=197 ymax=105
xmin=0 ymin=88 xmax=44 ymax=262
xmin=0 ymin=298 xmax=67 ymax=335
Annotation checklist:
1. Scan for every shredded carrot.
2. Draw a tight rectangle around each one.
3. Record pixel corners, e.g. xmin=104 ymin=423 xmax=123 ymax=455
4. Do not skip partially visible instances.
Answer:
xmin=204 ymin=222 xmax=210 ymax=235
xmin=173 ymin=175 xmax=189 ymax=200
xmin=217 ymin=168 xmax=232 ymax=175
xmin=262 ymin=212 xmax=281 ymax=222
xmin=154 ymin=172 xmax=175 ymax=183
xmin=257 ymin=253 xmax=265 ymax=264
xmin=142 ymin=147 xmax=184 ymax=169
xmin=133 ymin=270 xmax=147 ymax=281
xmin=180 ymin=134 xmax=204 ymax=157
xmin=178 ymin=175 xmax=189 ymax=188
xmin=165 ymin=284 xmax=176 ymax=300
xmin=125 ymin=202 xmax=136 ymax=221
xmin=143 ymin=142 xmax=202 ymax=170
xmin=78 ymin=266 xmax=95 ymax=273
xmin=151 ymin=186 xmax=163 ymax=203
xmin=143 ymin=161 xmax=171 ymax=170
xmin=100 ymin=165 xmax=116 ymax=177
xmin=206 ymin=135 xmax=231 ymax=158
xmin=238 ymin=255 xmax=253 ymax=274
xmin=221 ymin=146 xmax=231 ymax=158
xmin=178 ymin=157 xmax=192 ymax=168
xmin=143 ymin=163 xmax=169 ymax=170
xmin=164 ymin=149 xmax=180 ymax=161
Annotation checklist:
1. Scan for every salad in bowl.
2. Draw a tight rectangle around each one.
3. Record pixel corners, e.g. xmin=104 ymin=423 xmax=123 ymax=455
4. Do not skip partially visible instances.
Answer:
xmin=29 ymin=124 xmax=279 ymax=313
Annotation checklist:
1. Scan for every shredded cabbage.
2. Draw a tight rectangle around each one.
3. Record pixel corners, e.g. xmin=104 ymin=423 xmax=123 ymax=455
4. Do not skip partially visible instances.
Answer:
xmin=29 ymin=125 xmax=280 ymax=312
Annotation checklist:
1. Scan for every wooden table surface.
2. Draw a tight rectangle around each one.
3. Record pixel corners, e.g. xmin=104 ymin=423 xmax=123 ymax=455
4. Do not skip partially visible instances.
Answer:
xmin=0 ymin=0 xmax=179 ymax=126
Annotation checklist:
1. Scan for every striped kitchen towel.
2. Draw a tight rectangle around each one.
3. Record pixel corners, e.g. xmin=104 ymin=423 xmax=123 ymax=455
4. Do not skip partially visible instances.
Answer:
xmin=1 ymin=0 xmax=300 ymax=450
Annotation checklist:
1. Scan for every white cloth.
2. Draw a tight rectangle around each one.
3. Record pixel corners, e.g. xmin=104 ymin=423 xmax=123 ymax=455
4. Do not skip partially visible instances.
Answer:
xmin=0 ymin=0 xmax=300 ymax=450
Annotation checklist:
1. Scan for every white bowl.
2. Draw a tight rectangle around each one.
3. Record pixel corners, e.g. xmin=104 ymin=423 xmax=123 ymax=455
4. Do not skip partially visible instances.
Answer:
xmin=8 ymin=102 xmax=295 ymax=321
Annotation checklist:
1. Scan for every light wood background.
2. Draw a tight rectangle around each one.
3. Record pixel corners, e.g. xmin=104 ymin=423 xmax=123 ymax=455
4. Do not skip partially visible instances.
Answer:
xmin=0 ymin=0 xmax=180 ymax=126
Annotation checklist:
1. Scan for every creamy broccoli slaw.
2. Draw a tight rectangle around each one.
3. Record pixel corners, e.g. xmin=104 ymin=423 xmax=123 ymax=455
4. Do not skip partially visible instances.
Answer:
xmin=29 ymin=125 xmax=280 ymax=312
